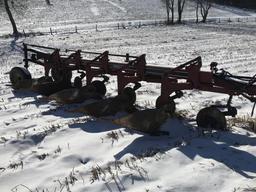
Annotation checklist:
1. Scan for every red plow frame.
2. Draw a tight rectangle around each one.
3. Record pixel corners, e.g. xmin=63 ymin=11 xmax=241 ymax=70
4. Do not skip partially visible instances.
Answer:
xmin=10 ymin=43 xmax=256 ymax=130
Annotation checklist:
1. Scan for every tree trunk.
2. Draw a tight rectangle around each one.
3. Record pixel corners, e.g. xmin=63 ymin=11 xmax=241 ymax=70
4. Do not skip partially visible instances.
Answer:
xmin=166 ymin=0 xmax=174 ymax=25
xmin=196 ymin=1 xmax=199 ymax=23
xmin=4 ymin=0 xmax=19 ymax=36
xmin=177 ymin=0 xmax=186 ymax=24
xmin=166 ymin=0 xmax=170 ymax=24
xmin=200 ymin=1 xmax=211 ymax=23
xmin=171 ymin=0 xmax=174 ymax=24
xmin=202 ymin=10 xmax=208 ymax=23
xmin=171 ymin=6 xmax=174 ymax=24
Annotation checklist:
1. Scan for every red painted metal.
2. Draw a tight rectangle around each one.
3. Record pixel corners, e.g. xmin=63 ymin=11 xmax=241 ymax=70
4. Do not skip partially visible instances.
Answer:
xmin=22 ymin=43 xmax=256 ymax=107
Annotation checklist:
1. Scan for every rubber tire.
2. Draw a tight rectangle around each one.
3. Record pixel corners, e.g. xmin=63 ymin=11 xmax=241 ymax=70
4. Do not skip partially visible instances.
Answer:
xmin=122 ymin=87 xmax=136 ymax=105
xmin=91 ymin=80 xmax=107 ymax=96
xmin=196 ymin=107 xmax=227 ymax=131
xmin=9 ymin=67 xmax=32 ymax=89
xmin=51 ymin=68 xmax=72 ymax=83
xmin=74 ymin=77 xmax=82 ymax=88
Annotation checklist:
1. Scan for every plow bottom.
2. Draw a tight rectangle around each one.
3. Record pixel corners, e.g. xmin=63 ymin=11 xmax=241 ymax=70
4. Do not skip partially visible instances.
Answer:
xmin=113 ymin=104 xmax=173 ymax=135
xmin=71 ymin=88 xmax=136 ymax=117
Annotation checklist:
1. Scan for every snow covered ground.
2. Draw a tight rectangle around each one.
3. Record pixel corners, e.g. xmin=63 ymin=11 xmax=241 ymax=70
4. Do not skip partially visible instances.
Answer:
xmin=1 ymin=0 xmax=256 ymax=36
xmin=1 ymin=1 xmax=256 ymax=192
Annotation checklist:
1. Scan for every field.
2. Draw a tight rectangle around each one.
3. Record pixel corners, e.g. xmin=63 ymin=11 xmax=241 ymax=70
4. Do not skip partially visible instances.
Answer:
xmin=1 ymin=0 xmax=256 ymax=192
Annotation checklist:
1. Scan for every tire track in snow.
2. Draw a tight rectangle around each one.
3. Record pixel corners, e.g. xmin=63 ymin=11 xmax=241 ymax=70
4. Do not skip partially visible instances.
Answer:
xmin=103 ymin=0 xmax=127 ymax=13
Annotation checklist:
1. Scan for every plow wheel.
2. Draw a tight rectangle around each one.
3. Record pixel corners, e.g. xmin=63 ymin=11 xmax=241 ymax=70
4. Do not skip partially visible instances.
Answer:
xmin=51 ymin=68 xmax=72 ymax=83
xmin=196 ymin=106 xmax=227 ymax=131
xmin=9 ymin=67 xmax=32 ymax=89
xmin=91 ymin=80 xmax=107 ymax=96
xmin=74 ymin=77 xmax=82 ymax=88
xmin=156 ymin=96 xmax=176 ymax=115
xmin=122 ymin=87 xmax=136 ymax=105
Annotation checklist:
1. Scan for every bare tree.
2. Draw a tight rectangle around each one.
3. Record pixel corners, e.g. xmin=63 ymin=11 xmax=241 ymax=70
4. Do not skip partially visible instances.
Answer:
xmin=195 ymin=0 xmax=199 ymax=23
xmin=199 ymin=0 xmax=212 ymax=23
xmin=177 ymin=0 xmax=186 ymax=24
xmin=1 ymin=0 xmax=20 ymax=37
xmin=165 ymin=0 xmax=175 ymax=24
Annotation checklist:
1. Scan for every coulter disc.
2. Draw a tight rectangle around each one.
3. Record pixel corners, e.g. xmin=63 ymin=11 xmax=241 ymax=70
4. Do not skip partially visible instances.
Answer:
xmin=91 ymin=80 xmax=107 ymax=96
xmin=9 ymin=67 xmax=32 ymax=89
xmin=196 ymin=106 xmax=227 ymax=131
xmin=156 ymin=96 xmax=176 ymax=115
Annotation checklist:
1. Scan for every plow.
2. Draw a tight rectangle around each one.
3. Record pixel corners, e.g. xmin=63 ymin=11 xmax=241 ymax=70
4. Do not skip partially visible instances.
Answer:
xmin=9 ymin=43 xmax=256 ymax=133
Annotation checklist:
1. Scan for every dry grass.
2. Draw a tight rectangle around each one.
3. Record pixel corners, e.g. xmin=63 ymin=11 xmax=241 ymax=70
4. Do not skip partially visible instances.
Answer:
xmin=106 ymin=130 xmax=125 ymax=145
xmin=54 ymin=145 xmax=62 ymax=154
xmin=0 ymin=136 xmax=8 ymax=144
xmin=8 ymin=161 xmax=23 ymax=170
xmin=228 ymin=116 xmax=256 ymax=133
xmin=106 ymin=131 xmax=119 ymax=141
xmin=241 ymin=187 xmax=256 ymax=192
xmin=89 ymin=157 xmax=149 ymax=192
xmin=36 ymin=153 xmax=49 ymax=161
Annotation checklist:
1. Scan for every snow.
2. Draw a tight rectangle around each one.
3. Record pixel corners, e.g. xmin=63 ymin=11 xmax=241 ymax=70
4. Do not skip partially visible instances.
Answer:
xmin=1 ymin=0 xmax=256 ymax=192
xmin=1 ymin=0 xmax=256 ymax=36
